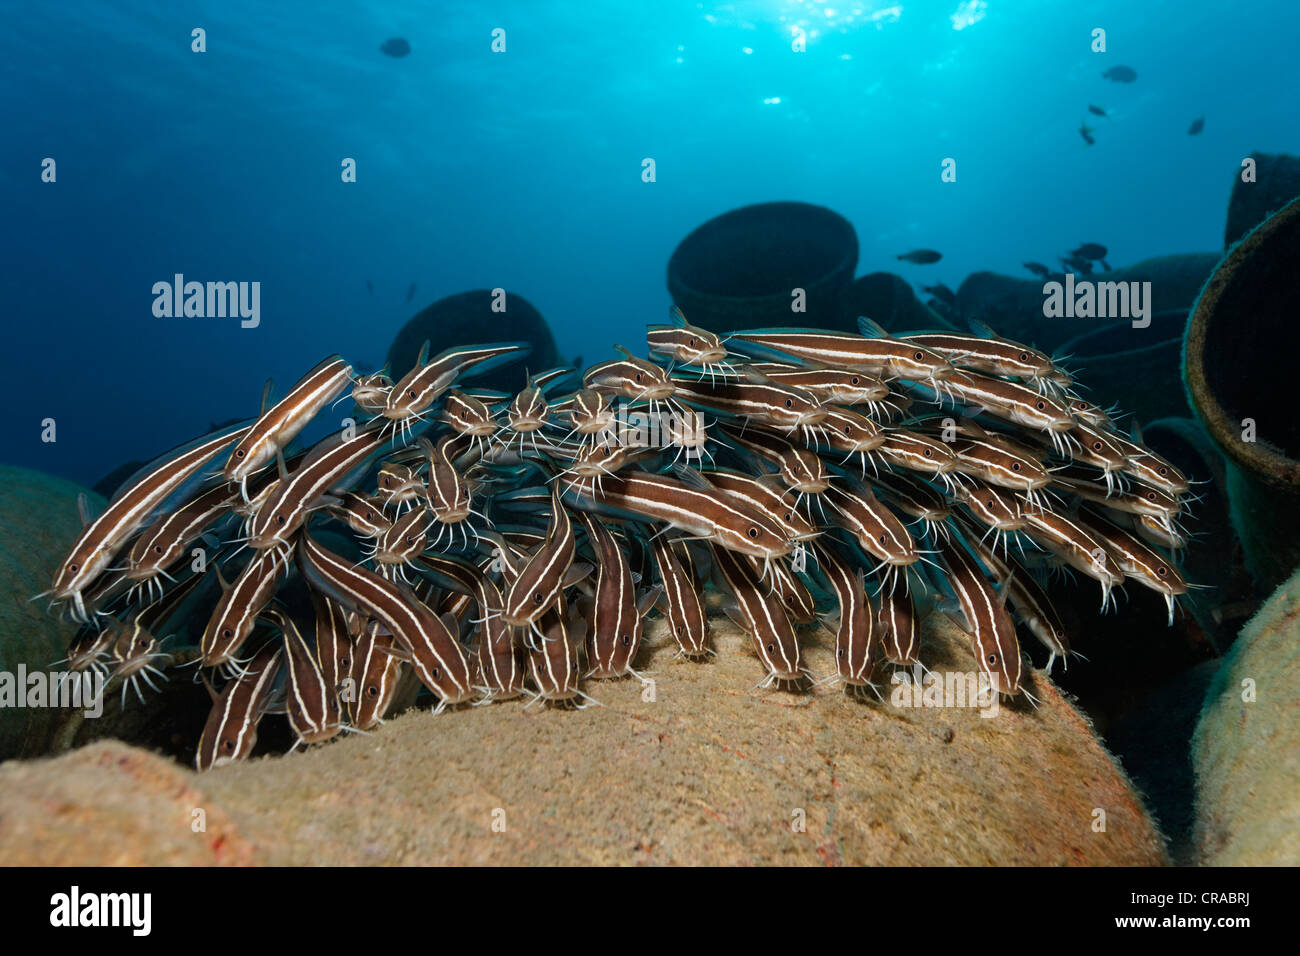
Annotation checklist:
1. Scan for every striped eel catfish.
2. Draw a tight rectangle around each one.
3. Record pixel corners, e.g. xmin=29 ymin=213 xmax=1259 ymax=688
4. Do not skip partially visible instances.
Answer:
xmin=382 ymin=342 xmax=530 ymax=436
xmin=124 ymin=482 xmax=239 ymax=602
xmin=574 ymin=511 xmax=659 ymax=681
xmin=348 ymin=623 xmax=408 ymax=730
xmin=261 ymin=603 xmax=343 ymax=747
xmin=418 ymin=554 xmax=525 ymax=702
xmin=45 ymin=315 xmax=1200 ymax=766
xmin=223 ymin=355 xmax=354 ymax=499
xmin=934 ymin=532 xmax=1024 ymax=698
xmin=299 ymin=533 xmax=474 ymax=709
xmin=812 ymin=540 xmax=881 ymax=693
xmin=648 ymin=535 xmax=710 ymax=660
xmin=195 ymin=641 xmax=285 ymax=771
xmin=47 ymin=424 xmax=251 ymax=621
xmin=710 ymin=542 xmax=804 ymax=686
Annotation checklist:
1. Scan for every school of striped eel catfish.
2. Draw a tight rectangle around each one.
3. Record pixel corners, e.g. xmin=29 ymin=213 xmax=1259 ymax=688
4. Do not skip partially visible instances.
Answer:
xmin=40 ymin=309 xmax=1194 ymax=770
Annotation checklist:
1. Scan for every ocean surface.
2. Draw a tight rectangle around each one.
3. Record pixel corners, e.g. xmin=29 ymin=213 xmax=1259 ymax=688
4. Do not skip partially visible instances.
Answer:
xmin=3 ymin=0 xmax=1297 ymax=486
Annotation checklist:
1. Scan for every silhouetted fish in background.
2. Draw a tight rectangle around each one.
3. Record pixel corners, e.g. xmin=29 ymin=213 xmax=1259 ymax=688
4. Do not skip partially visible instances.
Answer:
xmin=1102 ymin=65 xmax=1137 ymax=83
xmin=1079 ymin=121 xmax=1095 ymax=146
xmin=1071 ymin=243 xmax=1108 ymax=261
xmin=1061 ymin=254 xmax=1094 ymax=275
xmin=1188 ymin=116 xmax=1204 ymax=135
xmin=380 ymin=38 xmax=411 ymax=58
xmin=1087 ymin=104 xmax=1109 ymax=117
xmin=365 ymin=279 xmax=374 ymax=295
xmin=897 ymin=249 xmax=942 ymax=265
xmin=1023 ymin=261 xmax=1052 ymax=278
xmin=406 ymin=282 xmax=417 ymax=303
xmin=922 ymin=283 xmax=956 ymax=307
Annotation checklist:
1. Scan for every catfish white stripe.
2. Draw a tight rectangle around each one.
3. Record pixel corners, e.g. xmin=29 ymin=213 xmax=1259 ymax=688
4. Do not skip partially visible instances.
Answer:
xmin=936 ymin=534 xmax=1023 ymax=695
xmin=248 ymin=424 xmax=389 ymax=549
xmin=710 ymin=542 xmax=802 ymax=682
xmin=51 ymin=426 xmax=252 ymax=615
xmin=195 ymin=643 xmax=284 ymax=771
xmin=224 ymin=355 xmax=354 ymax=491
xmin=298 ymin=532 xmax=473 ymax=705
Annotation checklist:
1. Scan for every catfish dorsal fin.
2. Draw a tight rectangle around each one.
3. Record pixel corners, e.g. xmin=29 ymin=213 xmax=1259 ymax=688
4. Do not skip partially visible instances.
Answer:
xmin=614 ymin=344 xmax=637 ymax=361
xmin=260 ymin=377 xmax=275 ymax=415
xmin=1130 ymin=420 xmax=1145 ymax=445
xmin=857 ymin=316 xmax=893 ymax=339
xmin=722 ymin=602 xmax=749 ymax=632
xmin=940 ymin=609 xmax=972 ymax=637
xmin=77 ymin=492 xmax=95 ymax=527
xmin=671 ymin=463 xmax=715 ymax=491
xmin=376 ymin=642 xmax=412 ymax=663
xmin=563 ymin=562 xmax=593 ymax=588
xmin=636 ymin=585 xmax=663 ymax=617
xmin=740 ymin=364 xmax=772 ymax=385
xmin=668 ymin=304 xmax=688 ymax=327
xmin=965 ymin=317 xmax=998 ymax=339
xmin=416 ymin=340 xmax=431 ymax=367
xmin=275 ymin=446 xmax=290 ymax=481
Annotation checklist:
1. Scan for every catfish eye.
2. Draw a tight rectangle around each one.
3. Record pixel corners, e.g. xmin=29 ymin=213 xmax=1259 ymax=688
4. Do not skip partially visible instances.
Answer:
xmin=675 ymin=625 xmax=683 ymax=635
xmin=621 ymin=634 xmax=631 ymax=646
xmin=235 ymin=449 xmax=246 ymax=458
xmin=987 ymin=654 xmax=999 ymax=665
xmin=1156 ymin=566 xmax=1168 ymax=576
xmin=747 ymin=527 xmax=760 ymax=538
xmin=767 ymin=642 xmax=776 ymax=654
xmin=367 ymin=685 xmax=379 ymax=698
xmin=221 ymin=628 xmax=233 ymax=639
xmin=688 ymin=337 xmax=697 ymax=347
xmin=850 ymin=376 xmax=860 ymax=385
xmin=340 ymin=657 xmax=350 ymax=670
xmin=431 ymin=667 xmax=440 ymax=679
xmin=837 ymin=648 xmax=845 ymax=658
xmin=69 ymin=564 xmax=79 ymax=573
xmin=1092 ymin=441 xmax=1102 ymax=450
xmin=1011 ymin=462 xmax=1022 ymax=471
xmin=406 ymin=536 xmax=416 ymax=545
xmin=154 ymin=545 xmax=164 ymax=554
xmin=1035 ymin=401 xmax=1046 ymax=410
xmin=1146 ymin=492 xmax=1157 ymax=500
xmin=878 ymin=534 xmax=887 ymax=544
xmin=913 ymin=351 xmax=924 ymax=361
xmin=408 ymin=389 xmax=417 ymax=399
xmin=785 ymin=398 xmax=793 ymax=408
xmin=986 ymin=500 xmax=994 ymax=508
xmin=277 ymin=515 xmax=287 ymax=525
xmin=1158 ymin=466 xmax=1168 ymax=476
xmin=533 ymin=591 xmax=545 ymax=603
xmin=923 ymin=448 xmax=933 ymax=457
xmin=635 ymin=373 xmax=643 ymax=383
xmin=1019 ymin=352 xmax=1029 ymax=361
xmin=222 ymin=740 xmax=236 ymax=752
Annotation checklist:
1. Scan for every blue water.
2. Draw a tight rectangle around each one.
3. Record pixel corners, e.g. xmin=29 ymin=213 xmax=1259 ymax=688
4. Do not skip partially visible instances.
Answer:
xmin=3 ymin=0 xmax=1296 ymax=487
